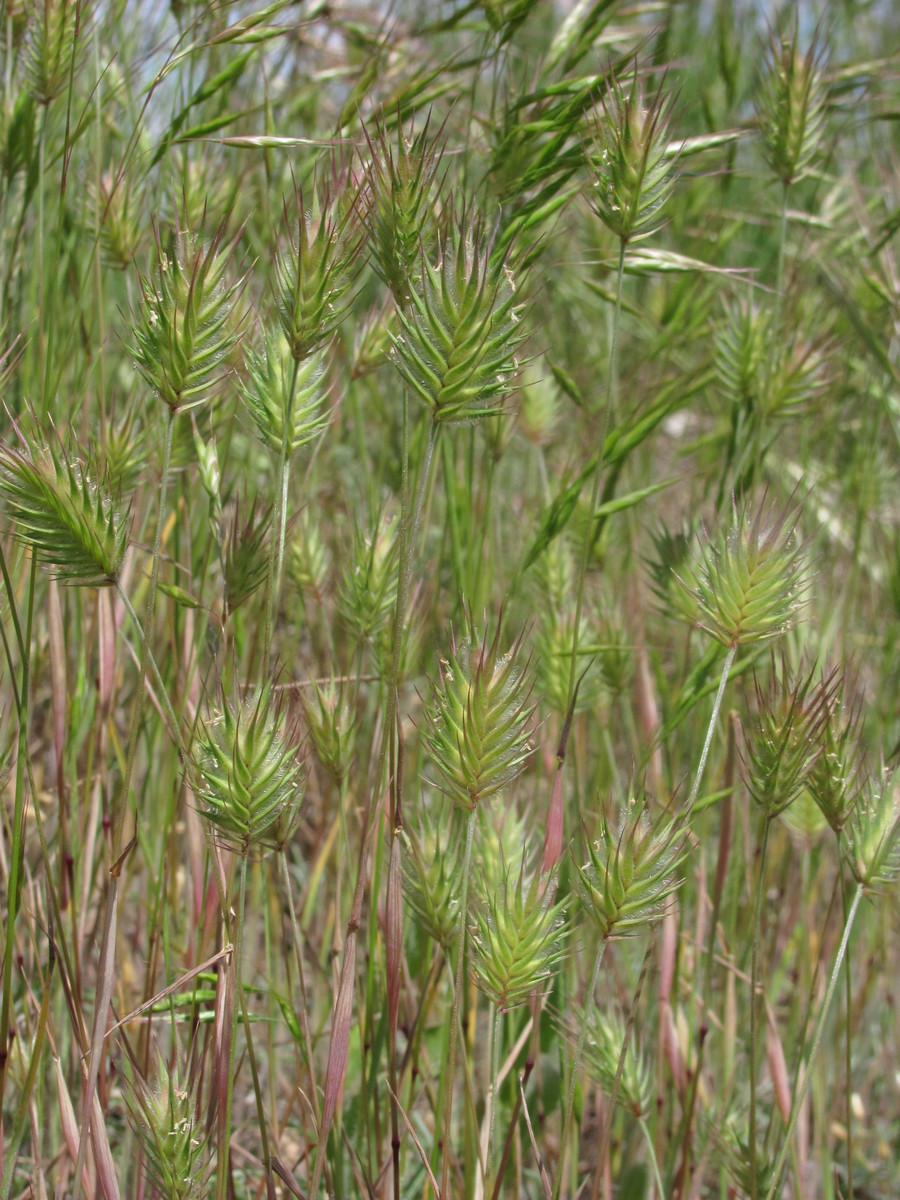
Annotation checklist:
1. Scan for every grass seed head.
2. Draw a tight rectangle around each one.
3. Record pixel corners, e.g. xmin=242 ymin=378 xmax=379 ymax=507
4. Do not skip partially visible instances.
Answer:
xmin=516 ymin=360 xmax=561 ymax=446
xmin=740 ymin=656 xmax=836 ymax=819
xmin=423 ymin=614 xmax=536 ymax=812
xmin=337 ymin=509 xmax=399 ymax=650
xmin=93 ymin=169 xmax=142 ymax=270
xmin=362 ymin=111 xmax=447 ymax=309
xmin=535 ymin=609 xmax=600 ymax=718
xmin=711 ymin=1112 xmax=778 ymax=1200
xmin=222 ymin=498 xmax=272 ymax=621
xmin=23 ymin=0 xmax=77 ymax=104
xmin=130 ymin=219 xmax=245 ymax=414
xmin=758 ymin=20 xmax=828 ymax=188
xmin=273 ymin=169 xmax=360 ymax=361
xmin=299 ymin=679 xmax=356 ymax=791
xmin=240 ymin=328 xmax=329 ymax=455
xmin=672 ymin=494 xmax=807 ymax=648
xmin=576 ymin=796 xmax=686 ymax=940
xmin=845 ymin=769 xmax=900 ymax=891
xmin=471 ymin=865 xmax=566 ymax=1012
xmin=585 ymin=63 xmax=678 ymax=247
xmin=580 ymin=1008 xmax=654 ymax=1119
xmin=402 ymin=812 xmax=465 ymax=950
xmin=196 ymin=683 xmax=303 ymax=853
xmin=0 ymin=433 xmax=130 ymax=587
xmin=806 ymin=666 xmax=865 ymax=836
xmin=124 ymin=1056 xmax=209 ymax=1200
xmin=288 ymin=511 xmax=331 ymax=602
xmin=391 ymin=202 xmax=527 ymax=424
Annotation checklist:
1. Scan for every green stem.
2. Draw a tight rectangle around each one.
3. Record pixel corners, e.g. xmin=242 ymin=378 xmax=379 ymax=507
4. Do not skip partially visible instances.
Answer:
xmin=763 ymin=885 xmax=863 ymax=1200
xmin=686 ymin=642 xmax=737 ymax=813
xmin=485 ymin=1005 xmax=503 ymax=1194
xmin=440 ymin=806 xmax=478 ymax=1200
xmin=279 ymin=849 xmax=321 ymax=1128
xmin=552 ymin=937 xmax=607 ymax=1200
xmin=117 ymin=589 xmax=189 ymax=765
xmin=0 ymin=556 xmax=36 ymax=1106
xmin=566 ymin=241 xmax=626 ymax=713
xmin=263 ymin=356 xmax=301 ymax=669
xmin=774 ymin=181 xmax=789 ymax=331
xmin=638 ymin=1115 xmax=666 ymax=1200
xmin=755 ymin=182 xmax=789 ymax=487
xmin=441 ymin=434 xmax=467 ymax=599
xmin=749 ymin=815 xmax=773 ymax=1200
xmin=839 ymin=858 xmax=854 ymax=1200
xmin=237 ymin=932 xmax=275 ymax=1193
xmin=215 ymin=852 xmax=249 ymax=1200
xmin=114 ymin=407 xmax=175 ymax=852
xmin=0 ymin=947 xmax=55 ymax=1200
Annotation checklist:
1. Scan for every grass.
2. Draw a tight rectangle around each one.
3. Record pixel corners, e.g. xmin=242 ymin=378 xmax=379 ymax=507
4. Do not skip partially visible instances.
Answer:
xmin=1 ymin=1 xmax=900 ymax=1198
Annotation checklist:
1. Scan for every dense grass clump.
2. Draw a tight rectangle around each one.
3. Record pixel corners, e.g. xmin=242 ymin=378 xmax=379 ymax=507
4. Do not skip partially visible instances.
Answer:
xmin=2 ymin=3 xmax=900 ymax=1199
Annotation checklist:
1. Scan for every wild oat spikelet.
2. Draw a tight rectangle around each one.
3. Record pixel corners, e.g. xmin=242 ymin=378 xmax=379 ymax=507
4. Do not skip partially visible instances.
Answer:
xmin=195 ymin=684 xmax=303 ymax=853
xmin=240 ymin=329 xmax=329 ymax=456
xmin=402 ymin=812 xmax=465 ymax=950
xmin=585 ymin=63 xmax=678 ymax=247
xmin=758 ymin=20 xmax=828 ymax=188
xmin=845 ymin=770 xmax=900 ymax=891
xmin=298 ymin=679 xmax=356 ymax=791
xmin=0 ymin=433 xmax=130 ymax=587
xmin=273 ymin=170 xmax=360 ymax=361
xmin=391 ymin=204 xmax=527 ymax=424
xmin=741 ymin=658 xmax=835 ymax=819
xmin=580 ymin=1009 xmax=654 ymax=1119
xmin=672 ymin=494 xmax=807 ymax=649
xmin=124 ymin=1056 xmax=209 ymax=1200
xmin=576 ymin=796 xmax=686 ymax=940
xmin=470 ymin=867 xmax=566 ymax=1011
xmin=423 ymin=615 xmax=536 ymax=812
xmin=130 ymin=220 xmax=244 ymax=414
xmin=362 ymin=112 xmax=447 ymax=309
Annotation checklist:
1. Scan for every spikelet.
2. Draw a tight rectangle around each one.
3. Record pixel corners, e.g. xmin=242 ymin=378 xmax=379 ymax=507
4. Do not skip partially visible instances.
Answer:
xmin=741 ymin=658 xmax=835 ymax=819
xmin=0 ymin=432 xmax=130 ymax=587
xmin=222 ymin=499 xmax=272 ymax=620
xmin=337 ymin=510 xmax=398 ymax=648
xmin=757 ymin=21 xmax=828 ymax=188
xmin=423 ymin=614 xmax=536 ymax=812
xmin=807 ymin=668 xmax=864 ymax=836
xmin=845 ymin=769 xmax=900 ymax=891
xmin=123 ymin=1056 xmax=209 ymax=1200
xmin=287 ymin=511 xmax=330 ymax=603
xmin=240 ymin=329 xmax=329 ymax=455
xmin=299 ymin=679 xmax=356 ymax=791
xmin=576 ymin=796 xmax=686 ymax=940
xmin=195 ymin=684 xmax=303 ymax=853
xmin=402 ymin=810 xmax=465 ymax=950
xmin=580 ymin=1008 xmax=654 ymax=1119
xmin=585 ymin=63 xmax=678 ymax=246
xmin=23 ymin=0 xmax=77 ymax=105
xmin=273 ymin=170 xmax=359 ymax=361
xmin=470 ymin=866 xmax=566 ymax=1012
xmin=671 ymin=495 xmax=807 ymax=649
xmin=391 ymin=203 xmax=527 ymax=424
xmin=129 ymin=220 xmax=244 ymax=414
xmin=362 ymin=112 xmax=446 ymax=309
